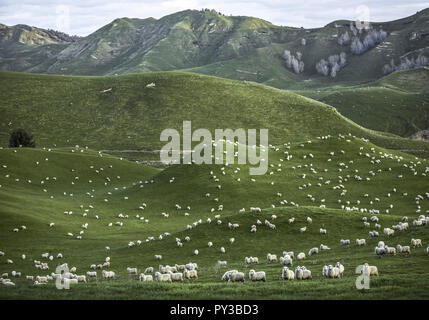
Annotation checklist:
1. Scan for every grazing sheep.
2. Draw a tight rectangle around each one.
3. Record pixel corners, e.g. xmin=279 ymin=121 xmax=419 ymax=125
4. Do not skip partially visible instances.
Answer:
xmin=288 ymin=217 xmax=295 ymax=224
xmin=320 ymin=228 xmax=327 ymax=234
xmin=249 ymin=269 xmax=266 ymax=282
xmin=169 ymin=272 xmax=184 ymax=282
xmin=356 ymin=239 xmax=366 ymax=246
xmin=396 ymin=245 xmax=411 ymax=254
xmin=308 ymin=247 xmax=319 ymax=256
xmin=102 ymin=270 xmax=115 ymax=279
xmin=279 ymin=255 xmax=293 ymax=266
xmin=411 ymin=238 xmax=422 ymax=247
xmin=281 ymin=267 xmax=294 ymax=280
xmin=295 ymin=266 xmax=311 ymax=280
xmin=144 ymin=267 xmax=154 ymax=273
xmin=335 ymin=262 xmax=344 ymax=277
xmin=297 ymin=252 xmax=306 ymax=260
xmin=340 ymin=239 xmax=350 ymax=245
xmin=300 ymin=226 xmax=307 ymax=233
xmin=86 ymin=271 xmax=97 ymax=278
xmin=266 ymin=253 xmax=277 ymax=263
xmin=183 ymin=269 xmax=198 ymax=280
xmin=217 ymin=260 xmax=227 ymax=266
xmin=194 ymin=250 xmax=199 ymax=255
xmin=320 ymin=244 xmax=330 ymax=250
xmin=363 ymin=263 xmax=379 ymax=276
xmin=185 ymin=263 xmax=198 ymax=270
xmin=229 ymin=271 xmax=245 ymax=282
xmin=383 ymin=228 xmax=394 ymax=237
xmin=375 ymin=247 xmax=386 ymax=256
xmin=222 ymin=270 xmax=237 ymax=281
xmin=208 ymin=242 xmax=213 ymax=247
xmin=307 ymin=217 xmax=312 ymax=224
xmin=155 ymin=272 xmax=172 ymax=282
xmin=139 ymin=274 xmax=153 ymax=281
xmin=127 ymin=267 xmax=138 ymax=275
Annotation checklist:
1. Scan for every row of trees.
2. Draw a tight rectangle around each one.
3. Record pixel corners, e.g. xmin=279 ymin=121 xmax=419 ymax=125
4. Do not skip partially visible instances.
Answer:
xmin=383 ymin=53 xmax=428 ymax=75
xmin=316 ymin=52 xmax=347 ymax=78
xmin=9 ymin=129 xmax=35 ymax=148
xmin=283 ymin=50 xmax=305 ymax=74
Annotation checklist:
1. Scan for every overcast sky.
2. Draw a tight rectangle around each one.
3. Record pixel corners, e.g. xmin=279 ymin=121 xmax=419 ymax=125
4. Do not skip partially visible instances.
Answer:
xmin=0 ymin=0 xmax=428 ymax=36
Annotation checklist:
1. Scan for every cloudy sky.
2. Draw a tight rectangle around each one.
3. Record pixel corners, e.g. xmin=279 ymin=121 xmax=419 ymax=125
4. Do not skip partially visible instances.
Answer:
xmin=0 ymin=0 xmax=428 ymax=36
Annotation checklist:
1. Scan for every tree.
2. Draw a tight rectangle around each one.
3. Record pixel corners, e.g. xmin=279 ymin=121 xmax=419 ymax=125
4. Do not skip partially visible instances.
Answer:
xmin=9 ymin=129 xmax=36 ymax=148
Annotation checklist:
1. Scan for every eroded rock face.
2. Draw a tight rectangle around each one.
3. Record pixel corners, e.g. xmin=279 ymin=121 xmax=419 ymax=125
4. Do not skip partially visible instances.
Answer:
xmin=409 ymin=129 xmax=429 ymax=142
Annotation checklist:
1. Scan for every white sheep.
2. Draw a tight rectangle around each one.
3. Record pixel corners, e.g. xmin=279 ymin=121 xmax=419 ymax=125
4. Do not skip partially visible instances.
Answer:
xmin=308 ymin=247 xmax=319 ymax=256
xmin=127 ymin=267 xmax=138 ymax=275
xmin=102 ymin=270 xmax=115 ymax=279
xmin=183 ymin=269 xmax=198 ymax=280
xmin=363 ymin=263 xmax=379 ymax=276
xmin=297 ymin=252 xmax=306 ymax=260
xmin=144 ymin=267 xmax=154 ymax=273
xmin=356 ymin=239 xmax=366 ymax=246
xmin=248 ymin=269 xmax=266 ymax=282
xmin=229 ymin=271 xmax=245 ymax=282
xmin=396 ymin=245 xmax=410 ymax=254
xmin=169 ymin=272 xmax=184 ymax=282
xmin=86 ymin=271 xmax=97 ymax=278
xmin=282 ymin=267 xmax=295 ymax=280
xmin=279 ymin=255 xmax=293 ymax=266
xmin=411 ymin=238 xmax=422 ymax=247
xmin=266 ymin=253 xmax=277 ymax=263
xmin=139 ymin=274 xmax=153 ymax=281
xmin=340 ymin=239 xmax=350 ymax=245
xmin=155 ymin=272 xmax=172 ymax=282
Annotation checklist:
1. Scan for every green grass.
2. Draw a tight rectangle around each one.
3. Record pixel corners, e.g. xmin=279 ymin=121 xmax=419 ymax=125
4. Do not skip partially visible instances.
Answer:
xmin=1 ymin=135 xmax=428 ymax=299
xmin=1 ymin=71 xmax=428 ymax=158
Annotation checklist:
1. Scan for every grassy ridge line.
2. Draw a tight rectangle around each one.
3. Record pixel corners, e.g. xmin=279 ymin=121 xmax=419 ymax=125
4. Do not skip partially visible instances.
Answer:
xmin=1 ymin=71 xmax=428 ymax=157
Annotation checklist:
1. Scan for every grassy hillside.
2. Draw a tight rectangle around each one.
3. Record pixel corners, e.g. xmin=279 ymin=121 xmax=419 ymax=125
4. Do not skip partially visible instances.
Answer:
xmin=295 ymin=68 xmax=429 ymax=139
xmin=0 ymin=136 xmax=428 ymax=299
xmin=1 ymin=71 xmax=428 ymax=158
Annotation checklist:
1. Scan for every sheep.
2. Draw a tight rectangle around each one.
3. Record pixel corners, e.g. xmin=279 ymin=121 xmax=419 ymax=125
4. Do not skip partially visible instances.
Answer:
xmin=175 ymin=265 xmax=186 ymax=271
xmin=283 ymin=251 xmax=294 ymax=259
xmin=297 ymin=252 xmax=306 ymax=260
xmin=155 ymin=272 xmax=172 ymax=282
xmin=426 ymin=246 xmax=429 ymax=254
xmin=76 ymin=275 xmax=87 ymax=283
xmin=411 ymin=238 xmax=422 ymax=247
xmin=185 ymin=263 xmax=198 ymax=270
xmin=222 ymin=270 xmax=238 ymax=281
xmin=356 ymin=239 xmax=366 ymax=246
xmin=375 ymin=247 xmax=386 ymax=256
xmin=300 ymin=227 xmax=307 ymax=233
xmin=248 ymin=269 xmax=266 ymax=282
xmin=86 ymin=271 xmax=97 ymax=278
xmin=328 ymin=265 xmax=341 ymax=278
xmin=383 ymin=228 xmax=394 ymax=237
xmin=217 ymin=260 xmax=227 ymax=266
xmin=288 ymin=217 xmax=295 ymax=224
xmin=220 ymin=247 xmax=226 ymax=253
xmin=139 ymin=274 xmax=153 ymax=281
xmin=0 ymin=251 xmax=4 ymax=256
xmin=363 ymin=263 xmax=379 ymax=276
xmin=26 ymin=275 xmax=34 ymax=281
xmin=229 ymin=237 xmax=235 ymax=244
xmin=141 ymin=267 xmax=153 ymax=274
xmin=127 ymin=267 xmax=138 ymax=275
xmin=320 ymin=244 xmax=331 ymax=250
xmin=194 ymin=249 xmax=199 ymax=256
xmin=154 ymin=255 xmax=162 ymax=260
xmin=279 ymin=255 xmax=293 ymax=266
xmin=335 ymin=262 xmax=344 ymax=277
xmin=7 ymin=259 xmax=13 ymax=264
xmin=229 ymin=271 xmax=245 ymax=282
xmin=307 ymin=217 xmax=312 ymax=224
xmin=35 ymin=276 xmax=48 ymax=283
xmin=102 ymin=270 xmax=115 ymax=279
xmin=295 ymin=266 xmax=311 ymax=280
xmin=340 ymin=239 xmax=350 ymax=245
xmin=169 ymin=271 xmax=184 ymax=282
xmin=308 ymin=247 xmax=319 ymax=256
xmin=281 ymin=267 xmax=295 ymax=280
xmin=320 ymin=228 xmax=327 ymax=234
xmin=266 ymin=253 xmax=277 ymax=263
xmin=208 ymin=242 xmax=213 ymax=247
xmin=183 ymin=269 xmax=198 ymax=280
xmin=396 ymin=245 xmax=411 ymax=254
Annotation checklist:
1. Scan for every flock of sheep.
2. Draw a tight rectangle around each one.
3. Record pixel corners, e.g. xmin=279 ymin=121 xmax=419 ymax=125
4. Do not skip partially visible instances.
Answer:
xmin=1 ymin=134 xmax=428 ymax=292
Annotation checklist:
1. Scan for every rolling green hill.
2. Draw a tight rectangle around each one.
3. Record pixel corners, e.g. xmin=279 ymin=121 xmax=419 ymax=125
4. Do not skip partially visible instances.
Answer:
xmin=0 ymin=135 xmax=428 ymax=299
xmin=0 ymin=71 xmax=428 ymax=158
xmin=295 ymin=68 xmax=429 ymax=138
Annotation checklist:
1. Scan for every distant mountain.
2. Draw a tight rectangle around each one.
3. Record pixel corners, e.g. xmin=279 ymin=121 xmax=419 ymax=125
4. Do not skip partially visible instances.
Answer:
xmin=1 ymin=8 xmax=428 ymax=87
